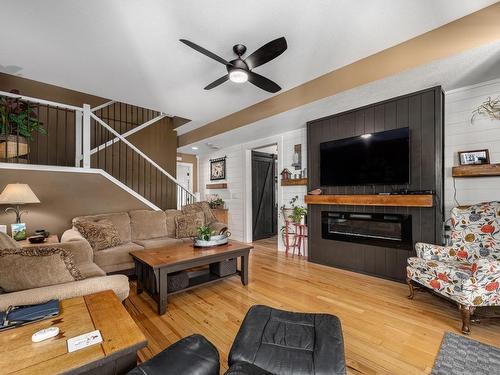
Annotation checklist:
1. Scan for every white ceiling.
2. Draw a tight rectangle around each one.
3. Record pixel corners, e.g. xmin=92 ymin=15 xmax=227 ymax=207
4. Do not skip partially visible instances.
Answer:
xmin=0 ymin=0 xmax=497 ymax=136
xmin=178 ymin=40 xmax=500 ymax=155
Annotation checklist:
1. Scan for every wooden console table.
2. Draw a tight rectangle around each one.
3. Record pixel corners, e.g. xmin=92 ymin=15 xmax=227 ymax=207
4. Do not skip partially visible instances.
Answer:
xmin=131 ymin=240 xmax=252 ymax=315
xmin=0 ymin=290 xmax=147 ymax=374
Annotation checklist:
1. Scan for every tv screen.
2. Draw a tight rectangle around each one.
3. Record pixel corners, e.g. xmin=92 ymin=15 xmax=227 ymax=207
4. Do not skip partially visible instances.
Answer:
xmin=320 ymin=127 xmax=410 ymax=186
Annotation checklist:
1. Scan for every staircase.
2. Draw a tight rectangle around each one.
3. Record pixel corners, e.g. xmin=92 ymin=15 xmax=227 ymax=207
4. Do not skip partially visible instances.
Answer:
xmin=0 ymin=90 xmax=196 ymax=210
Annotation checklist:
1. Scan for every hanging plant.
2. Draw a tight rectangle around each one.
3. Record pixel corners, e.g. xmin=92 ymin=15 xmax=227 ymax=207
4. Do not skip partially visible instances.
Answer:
xmin=471 ymin=96 xmax=500 ymax=124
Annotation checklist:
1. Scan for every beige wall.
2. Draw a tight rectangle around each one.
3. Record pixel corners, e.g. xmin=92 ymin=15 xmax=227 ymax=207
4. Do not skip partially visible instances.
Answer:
xmin=0 ymin=168 xmax=150 ymax=237
xmin=177 ymin=152 xmax=198 ymax=193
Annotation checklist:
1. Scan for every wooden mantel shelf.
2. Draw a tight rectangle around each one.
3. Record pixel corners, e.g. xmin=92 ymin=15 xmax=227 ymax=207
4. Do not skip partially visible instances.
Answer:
xmin=304 ymin=194 xmax=434 ymax=207
xmin=452 ymin=163 xmax=500 ymax=177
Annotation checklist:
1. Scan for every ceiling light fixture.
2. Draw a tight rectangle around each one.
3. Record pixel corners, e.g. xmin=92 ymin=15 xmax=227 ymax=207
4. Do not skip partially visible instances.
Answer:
xmin=361 ymin=134 xmax=372 ymax=139
xmin=229 ymin=68 xmax=248 ymax=83
xmin=191 ymin=146 xmax=199 ymax=150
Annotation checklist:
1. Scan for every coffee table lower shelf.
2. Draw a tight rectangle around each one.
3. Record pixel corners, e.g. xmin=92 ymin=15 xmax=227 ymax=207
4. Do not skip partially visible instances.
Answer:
xmin=168 ymin=270 xmax=241 ymax=296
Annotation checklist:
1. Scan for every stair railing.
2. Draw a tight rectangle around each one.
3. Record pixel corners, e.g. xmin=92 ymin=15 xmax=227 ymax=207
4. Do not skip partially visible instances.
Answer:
xmin=0 ymin=90 xmax=196 ymax=210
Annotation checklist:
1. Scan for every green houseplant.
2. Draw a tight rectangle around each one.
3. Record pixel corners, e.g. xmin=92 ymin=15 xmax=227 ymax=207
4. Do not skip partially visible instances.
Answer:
xmin=0 ymin=89 xmax=46 ymax=159
xmin=197 ymin=225 xmax=214 ymax=241
xmin=208 ymin=195 xmax=225 ymax=209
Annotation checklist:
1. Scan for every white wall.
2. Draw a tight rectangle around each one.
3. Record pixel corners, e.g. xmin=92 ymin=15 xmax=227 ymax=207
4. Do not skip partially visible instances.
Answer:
xmin=199 ymin=128 xmax=307 ymax=253
xmin=444 ymin=78 xmax=500 ymax=217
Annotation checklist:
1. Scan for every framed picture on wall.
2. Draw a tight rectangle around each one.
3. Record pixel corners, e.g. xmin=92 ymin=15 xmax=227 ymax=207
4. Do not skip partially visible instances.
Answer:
xmin=458 ymin=149 xmax=490 ymax=166
xmin=210 ymin=157 xmax=226 ymax=181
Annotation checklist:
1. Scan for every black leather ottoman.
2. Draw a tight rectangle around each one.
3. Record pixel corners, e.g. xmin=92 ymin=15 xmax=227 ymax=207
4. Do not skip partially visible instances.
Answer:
xmin=227 ymin=305 xmax=346 ymax=375
xmin=128 ymin=334 xmax=220 ymax=375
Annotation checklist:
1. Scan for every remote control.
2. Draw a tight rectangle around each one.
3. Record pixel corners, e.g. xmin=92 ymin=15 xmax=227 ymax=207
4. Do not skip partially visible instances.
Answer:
xmin=32 ymin=327 xmax=59 ymax=342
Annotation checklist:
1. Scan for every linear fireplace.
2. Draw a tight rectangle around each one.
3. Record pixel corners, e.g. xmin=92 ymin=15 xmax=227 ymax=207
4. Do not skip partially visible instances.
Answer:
xmin=321 ymin=211 xmax=412 ymax=250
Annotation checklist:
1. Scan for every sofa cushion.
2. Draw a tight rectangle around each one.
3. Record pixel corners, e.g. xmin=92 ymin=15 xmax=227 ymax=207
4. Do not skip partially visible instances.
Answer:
xmin=182 ymin=202 xmax=217 ymax=225
xmin=0 ymin=247 xmax=84 ymax=292
xmin=0 ymin=274 xmax=130 ymax=310
xmin=93 ymin=242 xmax=144 ymax=270
xmin=77 ymin=262 xmax=106 ymax=278
xmin=134 ymin=236 xmax=184 ymax=250
xmin=0 ymin=232 xmax=20 ymax=249
xmin=74 ymin=219 xmax=122 ymax=251
xmin=175 ymin=212 xmax=205 ymax=239
xmin=165 ymin=209 xmax=182 ymax=237
xmin=130 ymin=210 xmax=168 ymax=240
xmin=73 ymin=212 xmax=131 ymax=243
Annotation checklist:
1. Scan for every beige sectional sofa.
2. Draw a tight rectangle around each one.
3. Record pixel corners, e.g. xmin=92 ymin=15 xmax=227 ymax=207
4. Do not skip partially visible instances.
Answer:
xmin=62 ymin=203 xmax=227 ymax=274
xmin=0 ymin=202 xmax=224 ymax=310
xmin=0 ymin=235 xmax=129 ymax=310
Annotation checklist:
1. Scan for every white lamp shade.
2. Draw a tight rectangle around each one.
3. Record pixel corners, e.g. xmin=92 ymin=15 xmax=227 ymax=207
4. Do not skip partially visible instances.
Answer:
xmin=0 ymin=183 xmax=40 ymax=204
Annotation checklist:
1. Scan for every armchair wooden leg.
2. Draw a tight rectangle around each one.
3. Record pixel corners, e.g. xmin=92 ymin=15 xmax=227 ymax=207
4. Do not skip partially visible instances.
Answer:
xmin=459 ymin=305 xmax=475 ymax=335
xmin=406 ymin=277 xmax=415 ymax=300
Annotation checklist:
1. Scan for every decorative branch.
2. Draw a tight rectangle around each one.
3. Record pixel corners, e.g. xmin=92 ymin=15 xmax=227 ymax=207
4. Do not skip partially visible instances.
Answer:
xmin=471 ymin=96 xmax=500 ymax=124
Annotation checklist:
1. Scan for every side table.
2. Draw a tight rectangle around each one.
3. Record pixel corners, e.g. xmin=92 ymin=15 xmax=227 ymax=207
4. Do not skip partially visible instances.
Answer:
xmin=16 ymin=234 xmax=59 ymax=247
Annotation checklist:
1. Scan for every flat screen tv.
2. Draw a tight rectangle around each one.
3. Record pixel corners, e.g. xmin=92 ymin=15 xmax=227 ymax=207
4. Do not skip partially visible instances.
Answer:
xmin=320 ymin=127 xmax=410 ymax=186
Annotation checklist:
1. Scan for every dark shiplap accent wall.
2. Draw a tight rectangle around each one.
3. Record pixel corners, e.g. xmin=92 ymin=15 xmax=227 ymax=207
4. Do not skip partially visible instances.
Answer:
xmin=306 ymin=86 xmax=444 ymax=281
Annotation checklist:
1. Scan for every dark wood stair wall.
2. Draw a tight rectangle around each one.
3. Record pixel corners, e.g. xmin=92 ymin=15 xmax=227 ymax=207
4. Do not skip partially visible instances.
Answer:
xmin=306 ymin=86 xmax=444 ymax=282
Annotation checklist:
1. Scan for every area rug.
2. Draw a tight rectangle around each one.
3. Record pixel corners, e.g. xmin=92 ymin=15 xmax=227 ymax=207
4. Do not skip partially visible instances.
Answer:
xmin=432 ymin=332 xmax=500 ymax=375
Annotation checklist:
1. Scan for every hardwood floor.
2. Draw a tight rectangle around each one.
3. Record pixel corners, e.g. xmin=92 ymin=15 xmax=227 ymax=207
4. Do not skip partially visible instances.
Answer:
xmin=124 ymin=241 xmax=500 ymax=374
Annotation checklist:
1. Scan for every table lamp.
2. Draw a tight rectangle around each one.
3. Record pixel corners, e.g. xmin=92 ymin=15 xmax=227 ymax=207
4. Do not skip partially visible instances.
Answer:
xmin=0 ymin=183 xmax=40 ymax=240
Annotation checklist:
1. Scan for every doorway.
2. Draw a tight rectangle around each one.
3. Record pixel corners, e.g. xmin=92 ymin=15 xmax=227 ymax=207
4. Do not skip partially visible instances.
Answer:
xmin=252 ymin=146 xmax=278 ymax=241
xmin=176 ymin=162 xmax=193 ymax=209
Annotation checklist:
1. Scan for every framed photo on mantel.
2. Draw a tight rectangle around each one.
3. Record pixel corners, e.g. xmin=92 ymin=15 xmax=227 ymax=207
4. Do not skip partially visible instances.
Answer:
xmin=210 ymin=156 xmax=226 ymax=181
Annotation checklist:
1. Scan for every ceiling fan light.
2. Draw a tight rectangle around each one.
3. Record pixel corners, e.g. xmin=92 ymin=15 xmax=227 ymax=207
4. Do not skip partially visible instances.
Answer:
xmin=229 ymin=69 xmax=248 ymax=83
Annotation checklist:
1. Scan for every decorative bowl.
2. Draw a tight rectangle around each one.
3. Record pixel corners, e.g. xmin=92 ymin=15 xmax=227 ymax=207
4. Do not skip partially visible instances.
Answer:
xmin=28 ymin=235 xmax=46 ymax=244
xmin=193 ymin=233 xmax=230 ymax=248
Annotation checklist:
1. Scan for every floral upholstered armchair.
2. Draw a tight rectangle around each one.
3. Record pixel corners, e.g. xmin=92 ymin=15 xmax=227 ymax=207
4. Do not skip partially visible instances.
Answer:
xmin=406 ymin=201 xmax=499 ymax=334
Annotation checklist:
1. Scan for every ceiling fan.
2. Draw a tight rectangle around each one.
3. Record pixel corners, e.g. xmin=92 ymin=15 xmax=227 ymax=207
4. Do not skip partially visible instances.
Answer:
xmin=179 ymin=37 xmax=287 ymax=93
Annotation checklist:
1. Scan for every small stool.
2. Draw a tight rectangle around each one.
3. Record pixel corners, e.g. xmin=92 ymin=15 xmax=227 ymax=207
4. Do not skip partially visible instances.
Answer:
xmin=128 ymin=334 xmax=220 ymax=375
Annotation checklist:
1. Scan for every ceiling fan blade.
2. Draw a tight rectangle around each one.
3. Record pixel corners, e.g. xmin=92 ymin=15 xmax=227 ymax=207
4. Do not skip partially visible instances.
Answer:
xmin=180 ymin=39 xmax=230 ymax=66
xmin=247 ymin=71 xmax=281 ymax=93
xmin=204 ymin=75 xmax=229 ymax=90
xmin=244 ymin=37 xmax=287 ymax=70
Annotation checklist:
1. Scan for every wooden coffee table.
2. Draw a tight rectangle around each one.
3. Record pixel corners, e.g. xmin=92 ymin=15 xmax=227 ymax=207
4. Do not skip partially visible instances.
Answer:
xmin=131 ymin=240 xmax=252 ymax=315
xmin=0 ymin=290 xmax=147 ymax=374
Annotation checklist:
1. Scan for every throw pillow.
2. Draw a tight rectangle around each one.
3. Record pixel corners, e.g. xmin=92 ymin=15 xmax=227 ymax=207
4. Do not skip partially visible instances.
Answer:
xmin=130 ymin=210 xmax=168 ymax=240
xmin=165 ymin=209 xmax=182 ymax=237
xmin=0 ymin=246 xmax=84 ymax=292
xmin=74 ymin=219 xmax=121 ymax=251
xmin=182 ymin=202 xmax=216 ymax=225
xmin=175 ymin=212 xmax=205 ymax=239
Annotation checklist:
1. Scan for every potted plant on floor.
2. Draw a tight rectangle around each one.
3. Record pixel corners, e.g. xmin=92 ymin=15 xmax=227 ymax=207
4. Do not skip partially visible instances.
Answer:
xmin=0 ymin=89 xmax=46 ymax=160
